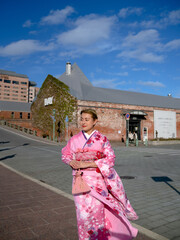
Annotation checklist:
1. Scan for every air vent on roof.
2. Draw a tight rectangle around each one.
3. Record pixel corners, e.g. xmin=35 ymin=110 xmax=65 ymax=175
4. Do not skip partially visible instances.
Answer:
xmin=66 ymin=62 xmax=71 ymax=75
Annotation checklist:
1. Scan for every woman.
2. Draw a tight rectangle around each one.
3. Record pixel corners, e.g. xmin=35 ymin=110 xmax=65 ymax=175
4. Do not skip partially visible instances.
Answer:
xmin=62 ymin=109 xmax=138 ymax=240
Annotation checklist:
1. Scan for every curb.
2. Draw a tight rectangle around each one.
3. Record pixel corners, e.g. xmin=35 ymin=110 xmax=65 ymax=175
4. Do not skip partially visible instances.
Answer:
xmin=0 ymin=162 xmax=169 ymax=240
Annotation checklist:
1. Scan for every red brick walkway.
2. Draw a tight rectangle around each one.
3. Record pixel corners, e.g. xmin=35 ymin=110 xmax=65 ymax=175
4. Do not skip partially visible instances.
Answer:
xmin=0 ymin=164 xmax=154 ymax=240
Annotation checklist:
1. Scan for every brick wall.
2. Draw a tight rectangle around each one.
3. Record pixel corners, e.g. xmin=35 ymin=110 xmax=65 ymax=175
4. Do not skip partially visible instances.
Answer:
xmin=67 ymin=100 xmax=180 ymax=141
xmin=0 ymin=111 xmax=31 ymax=120
xmin=1 ymin=100 xmax=179 ymax=141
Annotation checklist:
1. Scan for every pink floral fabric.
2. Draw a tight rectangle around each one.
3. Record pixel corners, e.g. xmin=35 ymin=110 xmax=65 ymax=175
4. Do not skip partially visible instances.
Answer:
xmin=62 ymin=130 xmax=138 ymax=240
xmin=75 ymin=149 xmax=105 ymax=162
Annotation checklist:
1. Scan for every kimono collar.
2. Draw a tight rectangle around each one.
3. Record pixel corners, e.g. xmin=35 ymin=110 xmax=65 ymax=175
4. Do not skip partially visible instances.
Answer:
xmin=82 ymin=130 xmax=96 ymax=140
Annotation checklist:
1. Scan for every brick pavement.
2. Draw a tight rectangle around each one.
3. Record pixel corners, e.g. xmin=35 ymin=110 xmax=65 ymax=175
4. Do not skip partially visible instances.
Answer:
xmin=0 ymin=164 xmax=157 ymax=240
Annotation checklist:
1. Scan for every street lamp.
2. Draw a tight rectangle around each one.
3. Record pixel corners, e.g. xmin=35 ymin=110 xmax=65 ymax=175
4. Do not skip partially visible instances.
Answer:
xmin=125 ymin=113 xmax=130 ymax=147
xmin=53 ymin=109 xmax=56 ymax=141
xmin=65 ymin=115 xmax=69 ymax=142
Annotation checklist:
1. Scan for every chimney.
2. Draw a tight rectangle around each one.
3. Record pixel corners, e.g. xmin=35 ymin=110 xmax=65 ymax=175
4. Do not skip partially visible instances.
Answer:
xmin=66 ymin=62 xmax=71 ymax=75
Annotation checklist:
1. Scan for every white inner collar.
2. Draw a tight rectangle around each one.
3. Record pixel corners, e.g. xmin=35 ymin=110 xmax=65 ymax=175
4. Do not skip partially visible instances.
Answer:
xmin=84 ymin=130 xmax=96 ymax=139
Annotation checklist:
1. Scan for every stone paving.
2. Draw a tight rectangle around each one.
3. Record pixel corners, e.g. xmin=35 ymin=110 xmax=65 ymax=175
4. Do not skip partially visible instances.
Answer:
xmin=1 ymin=126 xmax=180 ymax=239
xmin=0 ymin=164 xmax=78 ymax=240
xmin=0 ymin=164 xmax=156 ymax=240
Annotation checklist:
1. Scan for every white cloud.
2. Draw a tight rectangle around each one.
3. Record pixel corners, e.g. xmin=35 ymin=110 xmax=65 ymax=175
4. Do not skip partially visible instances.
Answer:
xmin=132 ymin=67 xmax=148 ymax=71
xmin=40 ymin=6 xmax=74 ymax=25
xmin=117 ymin=29 xmax=180 ymax=63
xmin=139 ymin=9 xmax=180 ymax=29
xmin=118 ymin=7 xmax=143 ymax=18
xmin=122 ymin=29 xmax=160 ymax=48
xmin=140 ymin=20 xmax=160 ymax=29
xmin=163 ymin=9 xmax=180 ymax=25
xmin=57 ymin=14 xmax=116 ymax=47
xmin=117 ymin=29 xmax=164 ymax=63
xmin=138 ymin=81 xmax=165 ymax=87
xmin=29 ymin=31 xmax=38 ymax=35
xmin=23 ymin=20 xmax=34 ymax=28
xmin=164 ymin=39 xmax=180 ymax=51
xmin=116 ymin=72 xmax=128 ymax=76
xmin=99 ymin=69 xmax=129 ymax=76
xmin=0 ymin=40 xmax=54 ymax=57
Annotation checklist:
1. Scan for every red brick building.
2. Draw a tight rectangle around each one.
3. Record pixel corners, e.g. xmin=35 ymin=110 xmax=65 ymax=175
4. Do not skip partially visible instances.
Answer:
xmin=4 ymin=63 xmax=179 ymax=142
xmin=58 ymin=63 xmax=180 ymax=141
xmin=0 ymin=100 xmax=32 ymax=129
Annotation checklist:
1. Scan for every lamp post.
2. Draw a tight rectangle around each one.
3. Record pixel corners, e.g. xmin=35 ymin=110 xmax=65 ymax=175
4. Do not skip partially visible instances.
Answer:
xmin=53 ymin=109 xmax=56 ymax=141
xmin=65 ymin=116 xmax=69 ymax=142
xmin=125 ymin=113 xmax=130 ymax=147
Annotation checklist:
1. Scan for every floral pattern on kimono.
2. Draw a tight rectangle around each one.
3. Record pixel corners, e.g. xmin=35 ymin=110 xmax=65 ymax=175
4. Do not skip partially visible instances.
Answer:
xmin=62 ymin=130 xmax=138 ymax=240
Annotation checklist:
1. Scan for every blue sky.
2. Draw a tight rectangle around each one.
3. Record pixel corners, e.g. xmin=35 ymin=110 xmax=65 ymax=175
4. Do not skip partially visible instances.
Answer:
xmin=1 ymin=0 xmax=180 ymax=98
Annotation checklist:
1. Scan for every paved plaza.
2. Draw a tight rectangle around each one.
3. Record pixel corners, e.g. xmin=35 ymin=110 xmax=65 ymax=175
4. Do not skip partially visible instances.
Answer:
xmin=0 ymin=126 xmax=180 ymax=240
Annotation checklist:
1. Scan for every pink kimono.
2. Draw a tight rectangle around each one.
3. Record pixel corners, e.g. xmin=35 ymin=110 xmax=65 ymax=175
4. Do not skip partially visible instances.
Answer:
xmin=62 ymin=130 xmax=138 ymax=240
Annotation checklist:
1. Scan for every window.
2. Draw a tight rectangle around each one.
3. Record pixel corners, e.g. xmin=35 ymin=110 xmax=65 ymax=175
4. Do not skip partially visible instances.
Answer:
xmin=11 ymin=112 xmax=14 ymax=118
xmin=28 ymin=113 xmax=31 ymax=119
xmin=0 ymin=78 xmax=2 ymax=81
xmin=13 ymin=86 xmax=18 ymax=89
xmin=4 ymin=79 xmax=11 ymax=83
xmin=4 ymin=86 xmax=10 ymax=88
xmin=21 ymin=82 xmax=27 ymax=85
xmin=12 ymin=81 xmax=19 ymax=85
xmin=20 ymin=112 xmax=22 ymax=119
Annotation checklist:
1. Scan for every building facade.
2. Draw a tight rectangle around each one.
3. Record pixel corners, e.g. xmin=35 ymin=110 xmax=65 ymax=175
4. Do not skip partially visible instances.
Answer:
xmin=58 ymin=63 xmax=180 ymax=141
xmin=0 ymin=100 xmax=33 ymax=128
xmin=0 ymin=69 xmax=39 ymax=103
xmin=29 ymin=86 xmax=40 ymax=103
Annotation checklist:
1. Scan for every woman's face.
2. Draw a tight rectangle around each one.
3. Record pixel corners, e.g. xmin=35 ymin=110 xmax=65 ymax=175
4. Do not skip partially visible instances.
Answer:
xmin=80 ymin=113 xmax=97 ymax=135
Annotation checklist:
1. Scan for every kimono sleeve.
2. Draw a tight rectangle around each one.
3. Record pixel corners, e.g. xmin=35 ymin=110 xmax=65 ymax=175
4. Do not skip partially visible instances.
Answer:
xmin=61 ymin=138 xmax=74 ymax=165
xmin=95 ymin=136 xmax=116 ymax=177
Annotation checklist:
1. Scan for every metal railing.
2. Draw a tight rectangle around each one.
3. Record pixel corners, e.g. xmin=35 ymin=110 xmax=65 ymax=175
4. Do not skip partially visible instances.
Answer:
xmin=0 ymin=120 xmax=37 ymax=136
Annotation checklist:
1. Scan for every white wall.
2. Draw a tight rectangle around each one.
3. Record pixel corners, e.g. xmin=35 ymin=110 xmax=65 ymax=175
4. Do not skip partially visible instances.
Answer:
xmin=154 ymin=110 xmax=176 ymax=138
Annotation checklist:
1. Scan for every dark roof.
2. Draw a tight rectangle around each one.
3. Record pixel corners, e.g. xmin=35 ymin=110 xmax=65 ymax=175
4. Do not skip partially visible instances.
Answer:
xmin=29 ymin=81 xmax=37 ymax=86
xmin=0 ymin=101 xmax=31 ymax=112
xmin=58 ymin=63 xmax=180 ymax=110
xmin=0 ymin=69 xmax=28 ymax=79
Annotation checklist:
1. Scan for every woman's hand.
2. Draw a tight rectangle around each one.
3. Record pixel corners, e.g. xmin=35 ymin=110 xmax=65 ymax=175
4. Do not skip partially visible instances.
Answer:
xmin=69 ymin=160 xmax=84 ymax=169
xmin=69 ymin=160 xmax=97 ymax=169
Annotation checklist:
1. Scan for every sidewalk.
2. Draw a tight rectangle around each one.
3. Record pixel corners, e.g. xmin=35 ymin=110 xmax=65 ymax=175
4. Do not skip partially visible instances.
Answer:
xmin=0 ymin=164 xmax=159 ymax=240
xmin=0 ymin=164 xmax=78 ymax=240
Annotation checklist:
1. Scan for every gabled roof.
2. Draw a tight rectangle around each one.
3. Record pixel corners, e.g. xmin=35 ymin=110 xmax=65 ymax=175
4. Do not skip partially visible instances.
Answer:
xmin=0 ymin=101 xmax=31 ymax=112
xmin=59 ymin=63 xmax=180 ymax=110
xmin=59 ymin=63 xmax=92 ymax=99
